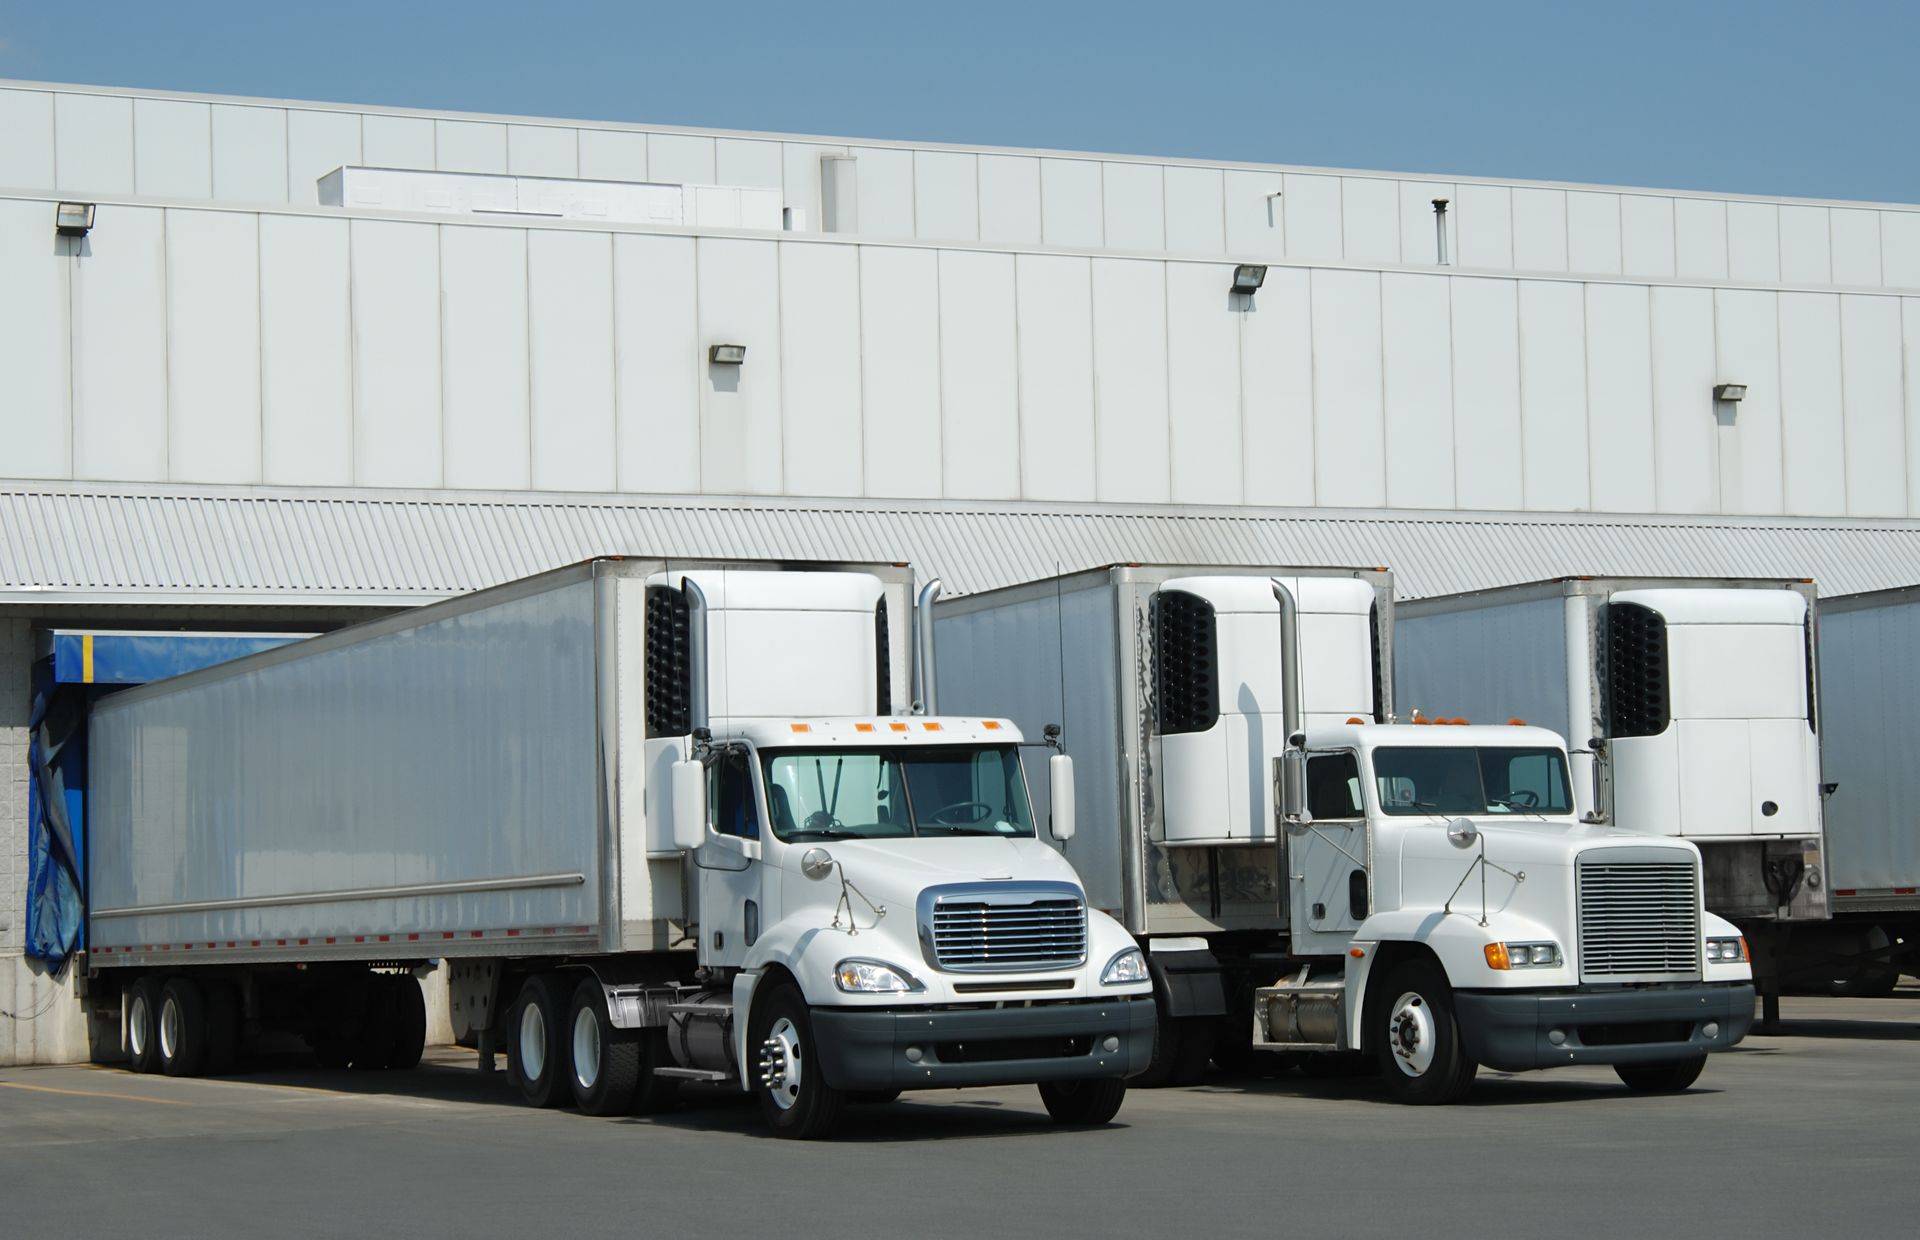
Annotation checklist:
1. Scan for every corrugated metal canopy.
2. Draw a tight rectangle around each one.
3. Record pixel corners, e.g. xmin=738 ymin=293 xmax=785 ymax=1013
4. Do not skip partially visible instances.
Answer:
xmin=5 ymin=482 xmax=1920 ymax=605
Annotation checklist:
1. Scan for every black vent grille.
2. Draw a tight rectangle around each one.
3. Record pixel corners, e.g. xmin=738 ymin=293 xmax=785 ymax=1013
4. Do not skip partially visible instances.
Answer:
xmin=1369 ymin=601 xmax=1386 ymax=724
xmin=645 ymin=585 xmax=693 ymax=737
xmin=876 ymin=598 xmax=892 ymax=716
xmin=1804 ymin=610 xmax=1817 ymax=734
xmin=1152 ymin=589 xmax=1219 ymax=735
xmin=1603 ymin=602 xmax=1670 ymax=739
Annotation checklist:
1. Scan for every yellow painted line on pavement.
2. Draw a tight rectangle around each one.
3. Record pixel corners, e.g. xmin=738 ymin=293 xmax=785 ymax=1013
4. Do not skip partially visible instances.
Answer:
xmin=77 ymin=1064 xmax=368 ymax=1099
xmin=0 ymin=1080 xmax=193 ymax=1107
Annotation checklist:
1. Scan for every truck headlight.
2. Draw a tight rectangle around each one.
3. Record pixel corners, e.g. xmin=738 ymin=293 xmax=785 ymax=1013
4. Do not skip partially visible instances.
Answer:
xmin=1484 ymin=941 xmax=1562 ymax=970
xmin=834 ymin=959 xmax=925 ymax=994
xmin=1705 ymin=936 xmax=1749 ymax=963
xmin=1100 ymin=947 xmax=1149 ymax=985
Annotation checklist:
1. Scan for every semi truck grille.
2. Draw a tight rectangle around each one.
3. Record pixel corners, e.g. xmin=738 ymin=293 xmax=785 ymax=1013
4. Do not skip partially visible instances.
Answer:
xmin=919 ymin=882 xmax=1088 ymax=973
xmin=1576 ymin=857 xmax=1702 ymax=981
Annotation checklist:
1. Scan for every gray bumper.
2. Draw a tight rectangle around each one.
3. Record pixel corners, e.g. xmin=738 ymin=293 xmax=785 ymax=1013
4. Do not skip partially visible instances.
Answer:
xmin=809 ymin=998 xmax=1156 ymax=1092
xmin=1454 ymin=983 xmax=1755 ymax=1073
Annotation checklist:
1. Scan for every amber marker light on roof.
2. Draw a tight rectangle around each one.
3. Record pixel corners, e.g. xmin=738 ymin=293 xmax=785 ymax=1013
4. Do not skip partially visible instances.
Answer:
xmin=854 ymin=723 xmax=874 ymax=733
xmin=790 ymin=723 xmax=811 ymax=733
xmin=890 ymin=722 xmax=910 ymax=732
xmin=923 ymin=722 xmax=942 ymax=731
xmin=983 ymin=720 xmax=1002 ymax=730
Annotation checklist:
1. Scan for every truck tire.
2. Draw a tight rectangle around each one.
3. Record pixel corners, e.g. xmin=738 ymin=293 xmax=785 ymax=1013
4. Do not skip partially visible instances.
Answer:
xmin=1370 ymin=958 xmax=1476 ymax=1105
xmin=566 ymin=978 xmax=640 ymax=1116
xmin=386 ymin=975 xmax=427 ymax=1070
xmin=349 ymin=978 xmax=397 ymax=1070
xmin=203 ymin=980 xmax=241 ymax=1076
xmin=1131 ymin=1006 xmax=1184 ymax=1087
xmin=1037 ymin=1077 xmax=1127 ymax=1126
xmin=1169 ymin=1017 xmax=1216 ymax=1084
xmin=127 ymin=978 xmax=163 ymax=1074
xmin=508 ymin=974 xmax=572 ymax=1108
xmin=158 ymin=977 xmax=210 ymax=1078
xmin=750 ymin=983 xmax=846 ymax=1139
xmin=1614 ymin=1057 xmax=1705 ymax=1093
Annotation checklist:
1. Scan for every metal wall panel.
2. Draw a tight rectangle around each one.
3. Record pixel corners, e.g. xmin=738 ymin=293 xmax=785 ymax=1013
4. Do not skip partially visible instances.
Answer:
xmin=286 ymin=110 xmax=360 ymax=205
xmin=349 ymin=219 xmax=441 ymax=487
xmin=1778 ymin=292 xmax=1846 ymax=514
xmin=1014 ymin=253 xmax=1097 ymax=500
xmin=1566 ymin=190 xmax=1622 ymax=275
xmin=912 ymin=150 xmax=979 ymax=243
xmin=0 ymin=199 xmax=69 ymax=476
xmin=611 ymin=233 xmax=699 ymax=492
xmin=1584 ymin=282 xmax=1655 ymax=511
xmin=1241 ymin=265 xmax=1315 ymax=505
xmin=1456 ymin=184 xmax=1512 ymax=270
xmin=1839 ymin=295 xmax=1905 ymax=516
xmin=71 ymin=205 xmax=165 ymax=480
xmin=508 ymin=125 xmax=578 ymax=178
xmin=435 ymin=119 xmax=507 ymax=173
xmin=1040 ymin=158 xmax=1103 ymax=249
xmin=1340 ymin=177 xmax=1399 ymax=265
xmin=1398 ymin=180 xmax=1455 ymax=269
xmin=1163 ymin=165 xmax=1225 ymax=256
xmin=859 ymin=246 xmax=943 ymax=498
xmin=1101 ymin=162 xmax=1164 ymax=252
xmin=1620 ymin=194 xmax=1676 ymax=278
xmin=715 ymin=137 xmax=783 ymax=190
xmin=1727 ymin=201 xmax=1781 ymax=284
xmin=440 ymin=226 xmax=530 ymax=489
xmin=1380 ymin=272 xmax=1455 ymax=508
xmin=361 ymin=114 xmax=434 ymax=169
xmin=165 ymin=209 xmax=260 ymax=483
xmin=776 ymin=242 xmax=864 ymax=496
xmin=1830 ymin=208 xmax=1883 ymax=287
xmin=1674 ymin=198 xmax=1728 ymax=280
xmin=849 ymin=146 xmax=914 ymax=239
xmin=1281 ymin=172 xmax=1342 ymax=262
xmin=579 ymin=128 xmax=649 ymax=182
xmin=1779 ymin=205 xmax=1832 ymax=285
xmin=1883 ymin=215 xmax=1920 ymax=289
xmin=529 ymin=230 xmax=615 ymax=492
xmin=210 ymin=105 xmax=288 ymax=204
xmin=1226 ymin=168 xmax=1286 ymax=260
xmin=0 ymin=89 xmax=55 ymax=189
xmin=1311 ymin=269 xmax=1386 ymax=506
xmin=1908 ymin=300 xmax=1920 ymax=515
xmin=1713 ymin=289 xmax=1786 ymax=514
xmin=259 ymin=214 xmax=352 ymax=485
xmin=1090 ymin=258 xmax=1170 ymax=503
xmin=937 ymin=249 xmax=1021 ymax=498
xmin=132 ymin=99 xmax=212 ymax=199
xmin=54 ymin=92 xmax=133 ymax=194
xmin=1511 ymin=187 xmax=1567 ymax=272
xmin=1451 ymin=277 xmax=1524 ymax=510
xmin=1166 ymin=263 xmax=1241 ymax=505
xmin=976 ymin=154 xmax=1041 ymax=246
xmin=647 ymin=133 xmax=715 ymax=186
xmin=1517 ymin=280 xmax=1590 ymax=510
xmin=1648 ymin=285 xmax=1717 ymax=513
xmin=695 ymin=237 xmax=783 ymax=493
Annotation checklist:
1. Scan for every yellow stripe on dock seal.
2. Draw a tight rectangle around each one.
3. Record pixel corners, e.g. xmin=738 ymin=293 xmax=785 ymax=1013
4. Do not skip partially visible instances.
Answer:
xmin=82 ymin=633 xmax=94 ymax=683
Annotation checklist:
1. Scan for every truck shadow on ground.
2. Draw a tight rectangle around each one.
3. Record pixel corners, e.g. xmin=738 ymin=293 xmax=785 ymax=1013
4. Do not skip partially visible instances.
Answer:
xmin=1191 ymin=1065 xmax=1729 ymax=1108
xmin=622 ymin=1088 xmax=1131 ymax=1143
xmin=1753 ymin=1017 xmax=1920 ymax=1041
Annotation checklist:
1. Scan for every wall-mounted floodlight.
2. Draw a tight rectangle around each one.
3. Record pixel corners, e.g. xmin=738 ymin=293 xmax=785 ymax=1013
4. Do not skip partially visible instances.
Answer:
xmin=1231 ymin=264 xmax=1267 ymax=295
xmin=1713 ymin=383 xmax=1747 ymax=402
xmin=55 ymin=202 xmax=96 ymax=238
xmin=708 ymin=343 xmax=747 ymax=366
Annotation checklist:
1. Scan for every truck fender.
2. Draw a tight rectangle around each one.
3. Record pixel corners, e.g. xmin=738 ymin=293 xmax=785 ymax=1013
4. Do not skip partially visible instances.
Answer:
xmin=1145 ymin=942 xmax=1226 ymax=1018
xmin=1342 ymin=908 xmax=1562 ymax=1049
xmin=730 ymin=969 xmax=761 ymax=1092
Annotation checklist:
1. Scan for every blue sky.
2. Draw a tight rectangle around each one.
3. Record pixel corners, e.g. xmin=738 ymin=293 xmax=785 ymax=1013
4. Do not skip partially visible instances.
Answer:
xmin=2 ymin=1 xmax=1914 ymax=203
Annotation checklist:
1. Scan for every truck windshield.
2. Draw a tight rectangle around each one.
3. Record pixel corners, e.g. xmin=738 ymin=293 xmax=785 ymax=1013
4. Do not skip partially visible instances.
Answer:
xmin=759 ymin=746 xmax=1037 ymax=842
xmin=1372 ymin=747 xmax=1573 ymax=817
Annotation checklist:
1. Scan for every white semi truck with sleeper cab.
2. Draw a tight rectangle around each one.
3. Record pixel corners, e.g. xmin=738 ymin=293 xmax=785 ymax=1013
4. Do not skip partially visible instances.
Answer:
xmin=79 ymin=559 xmax=1154 ymax=1138
xmin=936 ymin=565 xmax=1754 ymax=1102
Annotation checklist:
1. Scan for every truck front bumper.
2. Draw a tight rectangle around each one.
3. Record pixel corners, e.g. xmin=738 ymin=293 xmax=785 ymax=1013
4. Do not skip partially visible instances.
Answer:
xmin=1454 ymin=983 xmax=1755 ymax=1073
xmin=809 ymin=998 xmax=1155 ymax=1092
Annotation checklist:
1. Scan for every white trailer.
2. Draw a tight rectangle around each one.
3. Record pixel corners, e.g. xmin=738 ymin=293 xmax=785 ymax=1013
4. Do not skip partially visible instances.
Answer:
xmin=82 ymin=558 xmax=1153 ymax=1138
xmin=937 ymin=565 xmax=1753 ymax=1101
xmin=1394 ymin=578 xmax=1826 ymax=1014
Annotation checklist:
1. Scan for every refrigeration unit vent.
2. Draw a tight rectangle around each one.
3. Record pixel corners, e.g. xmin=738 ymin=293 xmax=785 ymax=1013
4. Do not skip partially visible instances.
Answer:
xmin=875 ymin=597 xmax=893 ymax=716
xmin=645 ymin=584 xmax=693 ymax=736
xmin=1152 ymin=589 xmax=1220 ymax=735
xmin=1369 ymin=601 xmax=1386 ymax=724
xmin=1602 ymin=602 xmax=1670 ymax=738
xmin=1803 ymin=611 xmax=1817 ymax=733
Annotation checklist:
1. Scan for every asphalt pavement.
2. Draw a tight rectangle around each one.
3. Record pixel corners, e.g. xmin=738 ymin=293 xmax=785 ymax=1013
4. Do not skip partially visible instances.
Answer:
xmin=4 ymin=990 xmax=1917 ymax=1240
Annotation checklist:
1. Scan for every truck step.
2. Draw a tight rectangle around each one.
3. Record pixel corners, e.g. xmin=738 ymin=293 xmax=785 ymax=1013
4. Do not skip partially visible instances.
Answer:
xmin=665 ymin=1002 xmax=732 ymax=1017
xmin=652 ymin=1067 xmax=734 ymax=1083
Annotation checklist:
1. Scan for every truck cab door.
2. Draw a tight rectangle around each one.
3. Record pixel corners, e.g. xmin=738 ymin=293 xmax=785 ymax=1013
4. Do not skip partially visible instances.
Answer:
xmin=1287 ymin=750 xmax=1371 ymax=955
xmin=696 ymin=746 xmax=766 ymax=969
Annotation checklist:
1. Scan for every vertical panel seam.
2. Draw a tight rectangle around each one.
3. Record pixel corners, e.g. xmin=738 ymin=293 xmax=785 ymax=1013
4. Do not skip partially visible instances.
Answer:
xmin=1012 ymin=255 xmax=1027 ymax=498
xmin=610 ymin=235 xmax=625 ymax=491
xmin=525 ymin=228 xmax=535 ymax=489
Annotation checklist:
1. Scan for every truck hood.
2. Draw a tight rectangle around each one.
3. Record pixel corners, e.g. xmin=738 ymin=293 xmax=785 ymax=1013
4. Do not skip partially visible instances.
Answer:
xmin=780 ymin=835 xmax=1084 ymax=913
xmin=1396 ymin=816 xmax=1698 ymax=922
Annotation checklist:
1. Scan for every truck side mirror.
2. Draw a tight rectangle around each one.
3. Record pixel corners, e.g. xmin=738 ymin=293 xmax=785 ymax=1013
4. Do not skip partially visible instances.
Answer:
xmin=1277 ymin=750 xmax=1309 ymax=824
xmin=1049 ymin=752 xmax=1076 ymax=842
xmin=671 ymin=759 xmax=707 ymax=852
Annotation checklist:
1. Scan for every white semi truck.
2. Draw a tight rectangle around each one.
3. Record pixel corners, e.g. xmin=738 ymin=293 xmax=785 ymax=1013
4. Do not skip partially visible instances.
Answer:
xmin=936 ymin=565 xmax=1754 ymax=1102
xmin=1394 ymin=577 xmax=1826 ymax=1017
xmin=79 ymin=558 xmax=1154 ymax=1138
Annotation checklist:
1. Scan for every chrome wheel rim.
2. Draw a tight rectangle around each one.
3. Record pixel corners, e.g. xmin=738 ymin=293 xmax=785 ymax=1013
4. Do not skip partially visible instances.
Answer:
xmin=572 ymin=1007 xmax=600 ymax=1092
xmin=129 ymin=993 xmax=151 ymax=1059
xmin=758 ymin=1017 xmax=804 ymax=1111
xmin=1388 ymin=991 xmax=1436 ymax=1077
xmin=159 ymin=996 xmax=182 ymax=1062
xmin=519 ymin=1000 xmax=547 ymax=1082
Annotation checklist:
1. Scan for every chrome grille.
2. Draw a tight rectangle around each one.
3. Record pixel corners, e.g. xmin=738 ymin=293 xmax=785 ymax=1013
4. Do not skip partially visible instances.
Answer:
xmin=921 ymin=882 xmax=1088 ymax=973
xmin=1576 ymin=857 xmax=1702 ymax=981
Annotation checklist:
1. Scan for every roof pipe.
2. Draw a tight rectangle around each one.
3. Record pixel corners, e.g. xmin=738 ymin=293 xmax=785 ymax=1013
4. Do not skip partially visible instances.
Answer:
xmin=1273 ymin=579 xmax=1309 ymax=825
xmin=913 ymin=578 xmax=943 ymax=715
xmin=682 ymin=576 xmax=710 ymax=737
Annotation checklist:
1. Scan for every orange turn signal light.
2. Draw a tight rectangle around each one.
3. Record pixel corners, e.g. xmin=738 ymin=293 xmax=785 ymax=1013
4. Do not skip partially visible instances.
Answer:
xmin=1483 ymin=943 xmax=1511 ymax=970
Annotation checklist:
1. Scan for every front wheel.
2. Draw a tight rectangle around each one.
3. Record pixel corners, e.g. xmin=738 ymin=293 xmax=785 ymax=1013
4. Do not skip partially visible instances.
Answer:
xmin=1371 ymin=959 xmax=1477 ymax=1105
xmin=750 ymin=984 xmax=846 ymax=1139
xmin=1037 ymin=1077 xmax=1127 ymax=1125
xmin=1615 ymin=1058 xmax=1705 ymax=1093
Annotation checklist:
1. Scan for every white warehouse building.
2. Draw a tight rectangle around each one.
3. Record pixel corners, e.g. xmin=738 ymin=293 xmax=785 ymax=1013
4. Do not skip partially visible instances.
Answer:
xmin=4 ymin=77 xmax=1920 ymax=1062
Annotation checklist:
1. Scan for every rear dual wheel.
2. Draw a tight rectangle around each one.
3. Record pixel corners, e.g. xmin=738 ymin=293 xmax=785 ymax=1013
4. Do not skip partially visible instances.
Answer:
xmin=512 ymin=974 xmax=680 ymax=1115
